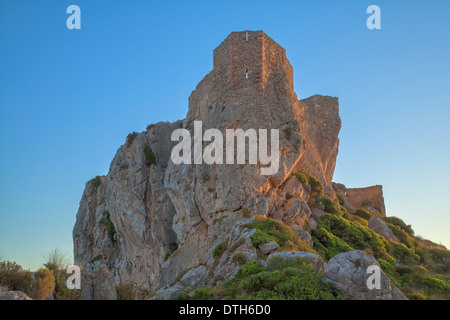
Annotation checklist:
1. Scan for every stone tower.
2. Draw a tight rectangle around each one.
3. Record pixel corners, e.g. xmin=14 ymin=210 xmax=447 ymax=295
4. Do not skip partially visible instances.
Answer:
xmin=212 ymin=30 xmax=294 ymax=91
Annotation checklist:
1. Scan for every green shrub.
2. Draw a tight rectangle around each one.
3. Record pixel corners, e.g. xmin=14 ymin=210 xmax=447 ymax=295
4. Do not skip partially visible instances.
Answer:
xmin=164 ymin=241 xmax=178 ymax=261
xmin=145 ymin=144 xmax=156 ymax=166
xmin=292 ymin=171 xmax=323 ymax=198
xmin=54 ymin=274 xmax=82 ymax=300
xmin=232 ymin=253 xmax=248 ymax=266
xmin=425 ymin=248 xmax=450 ymax=273
xmin=412 ymin=265 xmax=429 ymax=274
xmin=193 ymin=288 xmax=214 ymax=300
xmin=163 ymin=252 xmax=171 ymax=261
xmin=401 ymin=273 xmax=450 ymax=297
xmin=147 ymin=124 xmax=155 ymax=131
xmin=313 ymin=214 xmax=394 ymax=262
xmin=90 ymin=176 xmax=102 ymax=188
xmin=234 ymin=260 xmax=266 ymax=280
xmin=348 ymin=214 xmax=369 ymax=226
xmin=266 ymin=256 xmax=310 ymax=272
xmin=386 ymin=223 xmax=417 ymax=249
xmin=395 ymin=265 xmax=413 ymax=276
xmin=390 ymin=242 xmax=419 ymax=264
xmin=353 ymin=208 xmax=372 ymax=220
xmin=221 ymin=258 xmax=343 ymax=300
xmin=384 ymin=216 xmax=414 ymax=236
xmin=175 ymin=291 xmax=191 ymax=300
xmin=337 ymin=195 xmax=345 ymax=206
xmin=213 ymin=239 xmax=229 ymax=261
xmin=320 ymin=198 xmax=339 ymax=214
xmin=244 ymin=217 xmax=315 ymax=253
xmin=292 ymin=171 xmax=308 ymax=186
xmin=406 ymin=293 xmax=427 ymax=300
xmin=100 ymin=210 xmax=117 ymax=243
xmin=116 ymin=283 xmax=136 ymax=300
xmin=308 ymin=176 xmax=324 ymax=198
xmin=378 ymin=259 xmax=401 ymax=287
xmin=126 ymin=132 xmax=138 ymax=147
xmin=311 ymin=228 xmax=353 ymax=260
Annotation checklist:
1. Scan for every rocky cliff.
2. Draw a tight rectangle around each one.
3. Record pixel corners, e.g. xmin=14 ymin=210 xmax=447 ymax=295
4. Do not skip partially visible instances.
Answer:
xmin=73 ymin=31 xmax=413 ymax=300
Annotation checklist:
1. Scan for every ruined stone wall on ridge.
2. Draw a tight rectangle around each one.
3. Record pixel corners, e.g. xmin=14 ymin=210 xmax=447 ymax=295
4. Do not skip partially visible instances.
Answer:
xmin=333 ymin=183 xmax=386 ymax=216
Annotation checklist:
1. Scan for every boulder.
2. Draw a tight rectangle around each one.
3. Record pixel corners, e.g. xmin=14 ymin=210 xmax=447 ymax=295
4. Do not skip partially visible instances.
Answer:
xmin=290 ymin=225 xmax=313 ymax=245
xmin=324 ymin=250 xmax=406 ymax=300
xmin=368 ymin=216 xmax=398 ymax=241
xmin=259 ymin=241 xmax=279 ymax=255
xmin=180 ymin=266 xmax=208 ymax=289
xmin=0 ymin=291 xmax=32 ymax=300
xmin=311 ymin=208 xmax=325 ymax=221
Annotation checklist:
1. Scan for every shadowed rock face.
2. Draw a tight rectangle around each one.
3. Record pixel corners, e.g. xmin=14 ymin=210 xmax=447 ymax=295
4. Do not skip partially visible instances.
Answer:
xmin=73 ymin=31 xmax=390 ymax=300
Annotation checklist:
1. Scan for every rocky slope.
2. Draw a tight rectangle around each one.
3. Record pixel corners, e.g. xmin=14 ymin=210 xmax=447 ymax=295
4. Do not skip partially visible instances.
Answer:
xmin=73 ymin=31 xmax=449 ymax=300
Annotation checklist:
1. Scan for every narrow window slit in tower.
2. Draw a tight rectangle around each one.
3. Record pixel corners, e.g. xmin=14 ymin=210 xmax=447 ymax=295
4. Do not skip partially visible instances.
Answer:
xmin=246 ymin=31 xmax=248 ymax=41
xmin=245 ymin=69 xmax=248 ymax=79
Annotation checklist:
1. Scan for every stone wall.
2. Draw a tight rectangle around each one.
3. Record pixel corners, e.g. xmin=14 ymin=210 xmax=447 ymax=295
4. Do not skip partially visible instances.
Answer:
xmin=332 ymin=183 xmax=386 ymax=216
xmin=213 ymin=30 xmax=293 ymax=91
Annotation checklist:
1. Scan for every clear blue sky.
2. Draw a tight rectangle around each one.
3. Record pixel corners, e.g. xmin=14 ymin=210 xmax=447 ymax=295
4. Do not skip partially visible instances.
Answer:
xmin=0 ymin=0 xmax=449 ymax=270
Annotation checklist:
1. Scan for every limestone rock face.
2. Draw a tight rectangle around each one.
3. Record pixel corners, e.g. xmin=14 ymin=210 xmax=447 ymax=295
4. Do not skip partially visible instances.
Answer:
xmin=324 ymin=250 xmax=406 ymax=300
xmin=300 ymin=95 xmax=341 ymax=186
xmin=73 ymin=31 xmax=391 ymax=300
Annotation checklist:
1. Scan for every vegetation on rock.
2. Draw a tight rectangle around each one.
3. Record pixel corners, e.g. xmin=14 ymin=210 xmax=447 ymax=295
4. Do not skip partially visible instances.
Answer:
xmin=145 ymin=144 xmax=156 ymax=166
xmin=244 ymin=216 xmax=315 ymax=254
xmin=116 ymin=283 xmax=136 ymax=300
xmin=100 ymin=210 xmax=117 ymax=243
xmin=220 ymin=258 xmax=343 ymax=300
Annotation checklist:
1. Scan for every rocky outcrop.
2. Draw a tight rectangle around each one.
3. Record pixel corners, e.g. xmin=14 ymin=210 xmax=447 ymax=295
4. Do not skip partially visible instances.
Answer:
xmin=0 ymin=286 xmax=32 ymax=300
xmin=324 ymin=251 xmax=406 ymax=300
xmin=368 ymin=216 xmax=398 ymax=242
xmin=300 ymin=95 xmax=341 ymax=187
xmin=73 ymin=30 xmax=394 ymax=300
